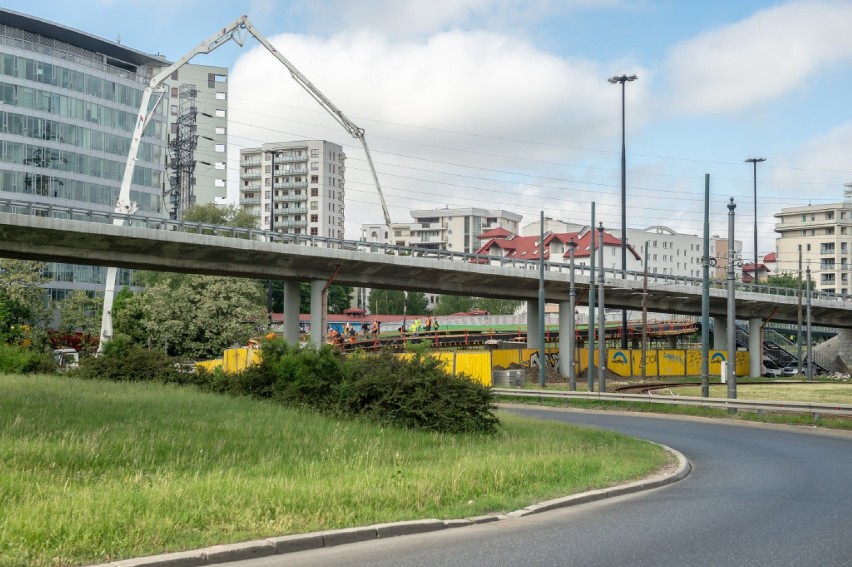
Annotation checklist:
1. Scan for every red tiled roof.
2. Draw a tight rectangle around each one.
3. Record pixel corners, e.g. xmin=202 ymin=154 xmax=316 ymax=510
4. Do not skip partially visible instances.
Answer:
xmin=474 ymin=228 xmax=640 ymax=261
xmin=763 ymin=252 xmax=777 ymax=263
xmin=477 ymin=226 xmax=512 ymax=239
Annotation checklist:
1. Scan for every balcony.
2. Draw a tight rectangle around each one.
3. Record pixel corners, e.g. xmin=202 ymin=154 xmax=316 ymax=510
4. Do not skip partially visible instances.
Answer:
xmin=409 ymin=222 xmax=444 ymax=233
xmin=274 ymin=193 xmax=307 ymax=203
xmin=274 ymin=207 xmax=307 ymax=215
xmin=273 ymin=181 xmax=309 ymax=190
xmin=278 ymin=219 xmax=307 ymax=228
xmin=271 ymin=154 xmax=309 ymax=164
xmin=273 ymin=166 xmax=309 ymax=175
xmin=239 ymin=196 xmax=260 ymax=205
xmin=241 ymin=158 xmax=261 ymax=167
xmin=242 ymin=184 xmax=261 ymax=191
xmin=241 ymin=171 xmax=261 ymax=180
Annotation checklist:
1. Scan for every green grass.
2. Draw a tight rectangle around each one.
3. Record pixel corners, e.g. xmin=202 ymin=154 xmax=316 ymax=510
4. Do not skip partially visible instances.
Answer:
xmin=665 ymin=383 xmax=852 ymax=404
xmin=0 ymin=375 xmax=668 ymax=567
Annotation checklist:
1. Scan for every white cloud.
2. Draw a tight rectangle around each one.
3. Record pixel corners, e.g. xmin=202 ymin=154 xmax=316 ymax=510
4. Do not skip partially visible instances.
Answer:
xmin=664 ymin=0 xmax=852 ymax=115
xmin=228 ymin=29 xmax=648 ymax=235
xmin=298 ymin=0 xmax=615 ymax=38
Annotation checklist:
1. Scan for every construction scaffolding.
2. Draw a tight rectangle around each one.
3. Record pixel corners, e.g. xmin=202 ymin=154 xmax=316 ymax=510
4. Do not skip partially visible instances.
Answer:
xmin=166 ymin=84 xmax=198 ymax=219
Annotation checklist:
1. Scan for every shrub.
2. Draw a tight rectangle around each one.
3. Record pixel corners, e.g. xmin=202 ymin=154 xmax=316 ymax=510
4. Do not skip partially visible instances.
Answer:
xmin=73 ymin=338 xmax=180 ymax=383
xmin=0 ymin=344 xmax=56 ymax=374
xmin=259 ymin=340 xmax=347 ymax=411
xmin=342 ymin=350 xmax=499 ymax=434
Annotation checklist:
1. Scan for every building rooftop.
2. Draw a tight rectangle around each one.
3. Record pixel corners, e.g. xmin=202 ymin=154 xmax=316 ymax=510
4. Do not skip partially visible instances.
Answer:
xmin=0 ymin=8 xmax=169 ymax=70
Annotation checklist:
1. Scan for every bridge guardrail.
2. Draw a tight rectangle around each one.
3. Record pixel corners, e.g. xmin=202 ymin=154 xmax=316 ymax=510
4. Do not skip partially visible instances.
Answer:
xmin=493 ymin=388 xmax=852 ymax=417
xmin=2 ymin=197 xmax=851 ymax=306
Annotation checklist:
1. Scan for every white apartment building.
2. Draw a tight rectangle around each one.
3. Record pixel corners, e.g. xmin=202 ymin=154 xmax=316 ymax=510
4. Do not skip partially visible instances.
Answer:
xmin=361 ymin=222 xmax=411 ymax=247
xmin=774 ymin=184 xmax=852 ymax=296
xmin=407 ymin=207 xmax=522 ymax=253
xmin=239 ymin=140 xmax=345 ymax=238
xmin=163 ymin=63 xmax=228 ymax=214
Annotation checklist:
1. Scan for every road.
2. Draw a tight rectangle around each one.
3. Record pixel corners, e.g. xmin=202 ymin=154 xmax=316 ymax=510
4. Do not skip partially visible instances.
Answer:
xmin=222 ymin=408 xmax=852 ymax=567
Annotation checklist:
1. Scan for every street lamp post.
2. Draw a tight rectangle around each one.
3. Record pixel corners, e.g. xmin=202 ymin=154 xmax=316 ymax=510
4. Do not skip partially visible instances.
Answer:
xmin=609 ymin=73 xmax=638 ymax=349
xmin=745 ymin=157 xmax=766 ymax=282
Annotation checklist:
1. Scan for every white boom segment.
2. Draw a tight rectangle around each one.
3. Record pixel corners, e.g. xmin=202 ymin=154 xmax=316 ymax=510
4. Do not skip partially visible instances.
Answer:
xmin=98 ymin=15 xmax=391 ymax=350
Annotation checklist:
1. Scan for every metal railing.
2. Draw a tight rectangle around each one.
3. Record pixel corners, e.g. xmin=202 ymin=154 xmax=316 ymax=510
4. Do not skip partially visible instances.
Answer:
xmin=1 ymin=197 xmax=851 ymax=307
xmin=493 ymin=389 xmax=852 ymax=418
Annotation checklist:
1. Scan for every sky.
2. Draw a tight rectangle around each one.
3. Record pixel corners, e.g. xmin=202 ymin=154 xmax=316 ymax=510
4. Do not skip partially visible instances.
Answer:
xmin=5 ymin=0 xmax=852 ymax=271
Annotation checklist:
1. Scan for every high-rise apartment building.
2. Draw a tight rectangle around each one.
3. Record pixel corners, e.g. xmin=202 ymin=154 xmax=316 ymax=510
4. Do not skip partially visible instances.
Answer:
xmin=239 ymin=140 xmax=345 ymax=238
xmin=774 ymin=184 xmax=852 ymax=296
xmin=163 ymin=63 xmax=228 ymax=216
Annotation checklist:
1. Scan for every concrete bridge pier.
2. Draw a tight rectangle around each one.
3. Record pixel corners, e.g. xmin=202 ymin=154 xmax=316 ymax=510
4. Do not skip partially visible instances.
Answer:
xmin=837 ymin=329 xmax=852 ymax=373
xmin=282 ymin=280 xmax=300 ymax=346
xmin=526 ymin=300 xmax=541 ymax=350
xmin=749 ymin=318 xmax=764 ymax=378
xmin=713 ymin=317 xmax=727 ymax=350
xmin=309 ymin=280 xmax=326 ymax=347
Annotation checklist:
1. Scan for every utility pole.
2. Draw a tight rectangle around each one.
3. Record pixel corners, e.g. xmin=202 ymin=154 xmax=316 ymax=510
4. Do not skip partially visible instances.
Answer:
xmin=609 ymin=73 xmax=638 ymax=350
xmin=726 ymin=198 xmax=737 ymax=400
xmin=701 ymin=174 xmax=713 ymax=398
xmin=806 ymin=264 xmax=813 ymax=381
xmin=641 ymin=242 xmax=648 ymax=381
xmin=597 ymin=222 xmax=606 ymax=393
xmin=568 ymin=237 xmax=577 ymax=391
xmin=797 ymin=246 xmax=803 ymax=374
xmin=745 ymin=157 xmax=766 ymax=284
xmin=588 ymin=203 xmax=596 ymax=392
xmin=538 ymin=211 xmax=546 ymax=388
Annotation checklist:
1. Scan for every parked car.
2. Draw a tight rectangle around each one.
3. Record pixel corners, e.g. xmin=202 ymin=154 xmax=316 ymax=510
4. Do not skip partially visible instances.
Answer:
xmin=762 ymin=359 xmax=783 ymax=378
xmin=781 ymin=365 xmax=799 ymax=377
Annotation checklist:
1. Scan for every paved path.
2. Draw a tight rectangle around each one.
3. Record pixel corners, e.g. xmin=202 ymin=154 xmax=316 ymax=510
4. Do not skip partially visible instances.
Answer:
xmin=228 ymin=409 xmax=852 ymax=567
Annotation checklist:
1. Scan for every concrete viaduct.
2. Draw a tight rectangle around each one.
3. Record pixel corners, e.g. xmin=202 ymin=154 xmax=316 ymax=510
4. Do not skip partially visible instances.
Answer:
xmin=1 ymin=211 xmax=851 ymax=374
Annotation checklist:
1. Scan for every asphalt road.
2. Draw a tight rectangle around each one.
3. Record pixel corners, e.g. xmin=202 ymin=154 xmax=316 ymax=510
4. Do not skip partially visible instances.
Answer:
xmin=225 ymin=408 xmax=852 ymax=567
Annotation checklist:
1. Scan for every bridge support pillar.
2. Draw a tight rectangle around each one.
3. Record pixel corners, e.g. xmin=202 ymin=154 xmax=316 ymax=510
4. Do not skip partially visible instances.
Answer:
xmin=526 ymin=301 xmax=540 ymax=350
xmin=713 ymin=317 xmax=728 ymax=350
xmin=558 ymin=301 xmax=572 ymax=378
xmin=836 ymin=328 xmax=852 ymax=373
xmin=749 ymin=318 xmax=763 ymax=378
xmin=282 ymin=281 xmax=300 ymax=346
xmin=310 ymin=280 xmax=326 ymax=347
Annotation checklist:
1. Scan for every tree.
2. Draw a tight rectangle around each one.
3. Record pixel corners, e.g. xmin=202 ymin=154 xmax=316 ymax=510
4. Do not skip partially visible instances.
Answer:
xmin=182 ymin=203 xmax=257 ymax=229
xmin=766 ymin=273 xmax=815 ymax=290
xmin=368 ymin=289 xmax=407 ymax=314
xmin=405 ymin=292 xmax=429 ymax=315
xmin=112 ymin=286 xmax=148 ymax=345
xmin=0 ymin=259 xmax=50 ymax=346
xmin=136 ymin=274 xmax=267 ymax=358
xmin=57 ymin=290 xmax=102 ymax=335
xmin=433 ymin=295 xmax=476 ymax=316
xmin=292 ymin=283 xmax=353 ymax=314
xmin=476 ymin=298 xmax=522 ymax=315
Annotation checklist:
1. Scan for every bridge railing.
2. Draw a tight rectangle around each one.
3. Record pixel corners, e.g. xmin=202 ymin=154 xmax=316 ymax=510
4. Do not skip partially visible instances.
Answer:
xmin=2 ymin=197 xmax=850 ymax=306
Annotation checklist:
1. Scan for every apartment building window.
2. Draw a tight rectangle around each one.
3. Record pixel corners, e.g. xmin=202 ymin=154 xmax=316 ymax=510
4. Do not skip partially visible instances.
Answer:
xmin=215 ymin=109 xmax=225 ymax=117
xmin=311 ymin=175 xmax=319 ymax=183
xmin=310 ymin=214 xmax=318 ymax=223
xmin=310 ymin=201 xmax=318 ymax=210
xmin=215 ymin=126 xmax=225 ymax=135
xmin=311 ymin=188 xmax=318 ymax=196
xmin=310 ymin=227 xmax=318 ymax=235
xmin=311 ymin=149 xmax=319 ymax=157
xmin=311 ymin=162 xmax=318 ymax=170
xmin=215 ymin=144 xmax=225 ymax=152
xmin=215 ymin=92 xmax=226 ymax=100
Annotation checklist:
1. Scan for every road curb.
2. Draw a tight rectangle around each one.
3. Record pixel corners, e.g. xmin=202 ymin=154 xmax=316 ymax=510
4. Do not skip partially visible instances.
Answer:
xmin=89 ymin=446 xmax=690 ymax=567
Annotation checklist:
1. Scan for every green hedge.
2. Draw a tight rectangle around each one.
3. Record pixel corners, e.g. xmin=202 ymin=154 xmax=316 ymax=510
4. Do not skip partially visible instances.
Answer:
xmin=0 ymin=345 xmax=56 ymax=374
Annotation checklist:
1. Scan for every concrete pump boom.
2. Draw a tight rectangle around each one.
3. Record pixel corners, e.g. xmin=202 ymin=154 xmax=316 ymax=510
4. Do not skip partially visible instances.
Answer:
xmin=98 ymin=14 xmax=391 ymax=350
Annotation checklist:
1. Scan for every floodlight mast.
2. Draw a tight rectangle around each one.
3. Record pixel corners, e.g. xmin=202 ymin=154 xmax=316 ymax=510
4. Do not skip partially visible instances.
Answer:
xmin=98 ymin=15 xmax=391 ymax=351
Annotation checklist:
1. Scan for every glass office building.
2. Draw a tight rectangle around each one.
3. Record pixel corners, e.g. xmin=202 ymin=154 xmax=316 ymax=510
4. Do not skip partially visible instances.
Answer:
xmin=0 ymin=9 xmax=169 ymax=301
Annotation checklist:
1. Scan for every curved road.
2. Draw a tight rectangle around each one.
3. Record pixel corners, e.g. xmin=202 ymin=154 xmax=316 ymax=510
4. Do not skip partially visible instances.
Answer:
xmin=229 ymin=408 xmax=852 ymax=567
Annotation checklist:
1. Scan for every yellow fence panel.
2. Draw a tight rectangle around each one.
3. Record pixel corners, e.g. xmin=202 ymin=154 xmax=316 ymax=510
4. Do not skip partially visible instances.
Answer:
xmin=658 ymin=350 xmax=686 ymax=376
xmin=454 ymin=352 xmax=492 ymax=386
xmin=607 ymin=349 xmax=631 ymax=377
xmin=492 ymin=349 xmax=522 ymax=369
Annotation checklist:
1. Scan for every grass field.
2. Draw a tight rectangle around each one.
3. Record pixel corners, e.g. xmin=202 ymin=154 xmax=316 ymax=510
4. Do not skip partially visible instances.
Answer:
xmin=0 ymin=374 xmax=668 ymax=567
xmin=663 ymin=383 xmax=852 ymax=404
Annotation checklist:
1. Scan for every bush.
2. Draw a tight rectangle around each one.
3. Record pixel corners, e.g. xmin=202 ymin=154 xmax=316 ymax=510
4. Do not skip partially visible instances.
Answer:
xmin=73 ymin=338 xmax=181 ymax=383
xmin=0 ymin=345 xmax=56 ymax=374
xmin=342 ymin=350 xmax=499 ymax=434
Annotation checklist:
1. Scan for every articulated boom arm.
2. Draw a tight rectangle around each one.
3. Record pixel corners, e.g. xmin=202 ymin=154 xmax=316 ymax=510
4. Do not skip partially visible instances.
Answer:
xmin=98 ymin=15 xmax=391 ymax=351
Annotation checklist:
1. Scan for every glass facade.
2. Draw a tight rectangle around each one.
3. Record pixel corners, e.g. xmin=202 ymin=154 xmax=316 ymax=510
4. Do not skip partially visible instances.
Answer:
xmin=0 ymin=20 xmax=167 ymax=299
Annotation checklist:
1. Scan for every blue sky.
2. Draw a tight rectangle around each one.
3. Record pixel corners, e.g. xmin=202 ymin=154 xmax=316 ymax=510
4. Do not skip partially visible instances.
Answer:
xmin=5 ymin=0 xmax=852 ymax=268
